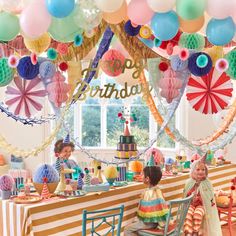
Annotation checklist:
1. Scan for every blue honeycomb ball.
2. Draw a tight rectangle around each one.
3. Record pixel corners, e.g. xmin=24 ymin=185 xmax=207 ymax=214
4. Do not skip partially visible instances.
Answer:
xmin=39 ymin=61 xmax=56 ymax=79
xmin=0 ymin=58 xmax=14 ymax=87
xmin=188 ymin=52 xmax=212 ymax=77
xmin=124 ymin=20 xmax=141 ymax=36
xmin=33 ymin=164 xmax=59 ymax=183
xmin=17 ymin=56 xmax=39 ymax=80
xmin=170 ymin=55 xmax=188 ymax=72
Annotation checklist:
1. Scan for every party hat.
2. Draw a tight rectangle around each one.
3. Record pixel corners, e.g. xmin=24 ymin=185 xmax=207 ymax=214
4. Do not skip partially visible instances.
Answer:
xmin=41 ymin=177 xmax=50 ymax=199
xmin=148 ymin=152 xmax=155 ymax=166
xmin=124 ymin=124 xmax=130 ymax=136
xmin=200 ymin=152 xmax=207 ymax=164
xmin=63 ymin=134 xmax=70 ymax=144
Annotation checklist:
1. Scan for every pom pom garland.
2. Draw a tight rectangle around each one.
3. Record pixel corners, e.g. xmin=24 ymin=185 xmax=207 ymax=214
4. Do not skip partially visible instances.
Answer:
xmin=231 ymin=186 xmax=236 ymax=190
xmin=139 ymin=26 xmax=152 ymax=39
xmin=179 ymin=48 xmax=189 ymax=61
xmin=8 ymin=55 xmax=19 ymax=68
xmin=158 ymin=61 xmax=169 ymax=72
xmin=124 ymin=20 xmax=141 ymax=36
xmin=17 ymin=56 xmax=39 ymax=80
xmin=154 ymin=38 xmax=162 ymax=47
xmin=47 ymin=48 xmax=58 ymax=61
xmin=215 ymin=58 xmax=229 ymax=72
xmin=30 ymin=53 xmax=37 ymax=65
xmin=59 ymin=62 xmax=68 ymax=71
xmin=74 ymin=34 xmax=83 ymax=47
xmin=56 ymin=43 xmax=68 ymax=55
xmin=166 ymin=42 xmax=174 ymax=55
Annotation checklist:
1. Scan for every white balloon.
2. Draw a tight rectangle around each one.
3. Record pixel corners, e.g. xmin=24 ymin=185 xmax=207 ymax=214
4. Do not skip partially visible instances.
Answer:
xmin=207 ymin=0 xmax=236 ymax=19
xmin=95 ymin=0 xmax=124 ymax=13
xmin=147 ymin=0 xmax=175 ymax=12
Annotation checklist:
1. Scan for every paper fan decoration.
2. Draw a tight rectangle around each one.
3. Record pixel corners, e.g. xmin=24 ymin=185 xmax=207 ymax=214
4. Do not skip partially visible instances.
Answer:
xmin=5 ymin=77 xmax=47 ymax=117
xmin=186 ymin=68 xmax=233 ymax=114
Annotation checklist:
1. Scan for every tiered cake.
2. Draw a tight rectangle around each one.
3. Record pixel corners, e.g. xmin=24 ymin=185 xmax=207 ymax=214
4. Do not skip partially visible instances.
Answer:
xmin=115 ymin=125 xmax=138 ymax=159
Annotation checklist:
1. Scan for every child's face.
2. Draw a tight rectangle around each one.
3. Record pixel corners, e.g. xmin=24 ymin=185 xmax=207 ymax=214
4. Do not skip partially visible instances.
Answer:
xmin=194 ymin=163 xmax=207 ymax=181
xmin=59 ymin=146 xmax=73 ymax=160
xmin=143 ymin=174 xmax=150 ymax=185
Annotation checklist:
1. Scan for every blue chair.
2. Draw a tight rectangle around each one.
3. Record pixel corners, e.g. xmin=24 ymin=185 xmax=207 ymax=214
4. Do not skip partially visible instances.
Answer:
xmin=82 ymin=205 xmax=124 ymax=236
xmin=138 ymin=194 xmax=194 ymax=236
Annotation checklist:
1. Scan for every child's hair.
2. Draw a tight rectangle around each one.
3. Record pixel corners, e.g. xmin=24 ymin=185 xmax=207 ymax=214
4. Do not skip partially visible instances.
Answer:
xmin=143 ymin=166 xmax=162 ymax=186
xmin=54 ymin=139 xmax=75 ymax=153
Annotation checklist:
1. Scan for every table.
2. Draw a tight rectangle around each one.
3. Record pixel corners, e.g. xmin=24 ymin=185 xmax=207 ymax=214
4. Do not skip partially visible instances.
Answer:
xmin=1 ymin=164 xmax=236 ymax=236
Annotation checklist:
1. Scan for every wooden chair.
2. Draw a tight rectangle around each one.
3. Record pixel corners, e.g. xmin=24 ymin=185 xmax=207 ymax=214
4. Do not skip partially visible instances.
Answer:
xmin=138 ymin=194 xmax=194 ymax=236
xmin=217 ymin=177 xmax=236 ymax=236
xmin=82 ymin=205 xmax=124 ymax=236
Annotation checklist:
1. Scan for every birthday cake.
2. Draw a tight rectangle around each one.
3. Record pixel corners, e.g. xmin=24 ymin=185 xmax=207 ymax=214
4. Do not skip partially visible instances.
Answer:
xmin=115 ymin=124 xmax=138 ymax=159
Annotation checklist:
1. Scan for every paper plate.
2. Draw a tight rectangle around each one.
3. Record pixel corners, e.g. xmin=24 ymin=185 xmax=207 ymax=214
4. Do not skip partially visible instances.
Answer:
xmin=11 ymin=195 xmax=42 ymax=204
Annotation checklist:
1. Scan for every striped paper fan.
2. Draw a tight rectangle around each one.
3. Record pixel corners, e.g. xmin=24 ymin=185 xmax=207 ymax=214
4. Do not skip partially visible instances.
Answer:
xmin=186 ymin=68 xmax=233 ymax=114
xmin=5 ymin=76 xmax=47 ymax=118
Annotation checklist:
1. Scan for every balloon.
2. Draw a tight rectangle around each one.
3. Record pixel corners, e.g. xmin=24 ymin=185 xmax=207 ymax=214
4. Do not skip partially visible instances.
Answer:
xmin=48 ymin=8 xmax=83 ymax=43
xmin=46 ymin=0 xmax=75 ymax=18
xmin=128 ymin=0 xmax=154 ymax=25
xmin=102 ymin=0 xmax=127 ymax=24
xmin=207 ymin=0 xmax=236 ymax=19
xmin=0 ymin=12 xmax=19 ymax=41
xmin=20 ymin=0 xmax=51 ymax=38
xmin=147 ymin=0 xmax=175 ymax=13
xmin=95 ymin=0 xmax=124 ymax=13
xmin=206 ymin=17 xmax=235 ymax=46
xmin=176 ymin=0 xmax=206 ymax=20
xmin=151 ymin=11 xmax=179 ymax=41
xmin=0 ymin=0 xmax=21 ymax=13
xmin=74 ymin=1 xmax=102 ymax=31
xmin=179 ymin=15 xmax=205 ymax=33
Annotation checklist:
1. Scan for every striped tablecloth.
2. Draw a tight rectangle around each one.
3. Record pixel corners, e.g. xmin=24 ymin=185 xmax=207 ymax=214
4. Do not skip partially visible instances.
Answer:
xmin=0 ymin=164 xmax=235 ymax=236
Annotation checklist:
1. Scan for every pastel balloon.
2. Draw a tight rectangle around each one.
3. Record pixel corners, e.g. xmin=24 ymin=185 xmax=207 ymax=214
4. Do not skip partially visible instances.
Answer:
xmin=0 ymin=12 xmax=20 ymax=41
xmin=206 ymin=17 xmax=235 ymax=46
xmin=147 ymin=0 xmax=175 ymax=12
xmin=151 ymin=11 xmax=179 ymax=41
xmin=103 ymin=1 xmax=127 ymax=24
xmin=128 ymin=0 xmax=154 ymax=25
xmin=176 ymin=0 xmax=206 ymax=20
xmin=179 ymin=15 xmax=205 ymax=33
xmin=207 ymin=0 xmax=236 ymax=19
xmin=46 ymin=0 xmax=75 ymax=18
xmin=95 ymin=0 xmax=124 ymax=13
xmin=20 ymin=0 xmax=51 ymax=38
xmin=0 ymin=0 xmax=21 ymax=13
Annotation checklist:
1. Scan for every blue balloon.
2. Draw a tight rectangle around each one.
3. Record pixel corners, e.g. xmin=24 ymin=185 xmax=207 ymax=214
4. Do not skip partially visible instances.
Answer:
xmin=151 ymin=11 xmax=179 ymax=41
xmin=46 ymin=0 xmax=75 ymax=18
xmin=139 ymin=38 xmax=154 ymax=48
xmin=206 ymin=17 xmax=235 ymax=46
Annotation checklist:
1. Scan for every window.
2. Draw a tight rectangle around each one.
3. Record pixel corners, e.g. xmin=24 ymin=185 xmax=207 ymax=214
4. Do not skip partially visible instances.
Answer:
xmin=55 ymin=73 xmax=180 ymax=151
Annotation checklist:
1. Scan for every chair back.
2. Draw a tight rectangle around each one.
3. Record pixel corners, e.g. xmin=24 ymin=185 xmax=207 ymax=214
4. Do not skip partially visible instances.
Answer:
xmin=164 ymin=194 xmax=194 ymax=236
xmin=82 ymin=205 xmax=124 ymax=236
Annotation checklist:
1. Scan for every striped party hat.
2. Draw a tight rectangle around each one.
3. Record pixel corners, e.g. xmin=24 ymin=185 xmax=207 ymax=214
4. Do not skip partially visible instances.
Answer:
xmin=63 ymin=134 xmax=70 ymax=144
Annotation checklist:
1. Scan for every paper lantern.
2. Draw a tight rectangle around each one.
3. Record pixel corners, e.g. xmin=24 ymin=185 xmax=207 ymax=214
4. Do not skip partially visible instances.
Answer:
xmin=186 ymin=68 xmax=233 ymax=114
xmin=5 ymin=76 xmax=47 ymax=117
xmin=39 ymin=61 xmax=56 ymax=79
xmin=0 ymin=58 xmax=14 ymax=87
xmin=24 ymin=33 xmax=51 ymax=55
xmin=17 ymin=56 xmax=39 ymax=80
xmin=33 ymin=164 xmax=59 ymax=183
xmin=46 ymin=71 xmax=71 ymax=107
xmin=130 ymin=161 xmax=143 ymax=173
xmin=225 ymin=50 xmax=236 ymax=79
xmin=124 ymin=20 xmax=141 ymax=36
xmin=170 ymin=55 xmax=188 ymax=72
xmin=159 ymin=68 xmax=183 ymax=103
xmin=101 ymin=49 xmax=126 ymax=77
xmin=179 ymin=33 xmax=205 ymax=50
xmin=0 ymin=175 xmax=14 ymax=191
xmin=104 ymin=166 xmax=118 ymax=179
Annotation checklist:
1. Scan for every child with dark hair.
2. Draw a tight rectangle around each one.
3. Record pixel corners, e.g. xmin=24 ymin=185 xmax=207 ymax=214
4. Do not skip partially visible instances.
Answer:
xmin=124 ymin=165 xmax=168 ymax=236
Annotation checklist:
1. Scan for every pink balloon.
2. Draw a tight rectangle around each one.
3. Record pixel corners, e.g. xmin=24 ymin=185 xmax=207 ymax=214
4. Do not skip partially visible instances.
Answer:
xmin=128 ymin=0 xmax=154 ymax=25
xmin=20 ymin=0 xmax=51 ymax=38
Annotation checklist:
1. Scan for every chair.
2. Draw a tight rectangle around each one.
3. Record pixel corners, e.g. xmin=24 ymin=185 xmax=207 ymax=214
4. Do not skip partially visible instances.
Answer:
xmin=82 ymin=205 xmax=124 ymax=236
xmin=217 ymin=177 xmax=236 ymax=236
xmin=138 ymin=194 xmax=194 ymax=236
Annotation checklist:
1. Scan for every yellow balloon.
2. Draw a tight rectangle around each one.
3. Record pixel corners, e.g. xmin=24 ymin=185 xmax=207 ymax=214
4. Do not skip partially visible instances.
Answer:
xmin=24 ymin=33 xmax=51 ymax=54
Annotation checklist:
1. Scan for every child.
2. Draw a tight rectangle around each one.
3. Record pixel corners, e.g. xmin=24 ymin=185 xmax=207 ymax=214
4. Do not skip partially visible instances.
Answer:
xmin=183 ymin=154 xmax=222 ymax=236
xmin=54 ymin=134 xmax=79 ymax=178
xmin=124 ymin=165 xmax=168 ymax=236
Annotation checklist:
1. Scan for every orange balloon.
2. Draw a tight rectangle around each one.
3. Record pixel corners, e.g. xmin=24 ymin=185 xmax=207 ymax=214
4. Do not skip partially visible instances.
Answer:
xmin=103 ymin=1 xmax=127 ymax=24
xmin=179 ymin=15 xmax=205 ymax=33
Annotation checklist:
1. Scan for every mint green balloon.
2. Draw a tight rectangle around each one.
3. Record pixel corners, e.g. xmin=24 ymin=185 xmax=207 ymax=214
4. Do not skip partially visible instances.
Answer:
xmin=48 ymin=9 xmax=83 ymax=43
xmin=176 ymin=0 xmax=206 ymax=20
xmin=0 ymin=12 xmax=20 ymax=41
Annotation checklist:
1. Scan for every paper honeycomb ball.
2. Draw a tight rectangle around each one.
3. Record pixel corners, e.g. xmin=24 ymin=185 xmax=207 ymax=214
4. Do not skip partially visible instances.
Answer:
xmin=0 ymin=58 xmax=14 ymax=87
xmin=104 ymin=166 xmax=118 ymax=179
xmin=101 ymin=49 xmax=126 ymax=77
xmin=0 ymin=175 xmax=14 ymax=191
xmin=33 ymin=164 xmax=59 ymax=183
xmin=17 ymin=56 xmax=39 ymax=80
xmin=225 ymin=50 xmax=236 ymax=79
xmin=124 ymin=20 xmax=141 ymax=36
xmin=170 ymin=55 xmax=188 ymax=72
xmin=179 ymin=33 xmax=205 ymax=50
xmin=39 ymin=61 xmax=56 ymax=79
xmin=130 ymin=161 xmax=143 ymax=173
xmin=24 ymin=33 xmax=51 ymax=55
